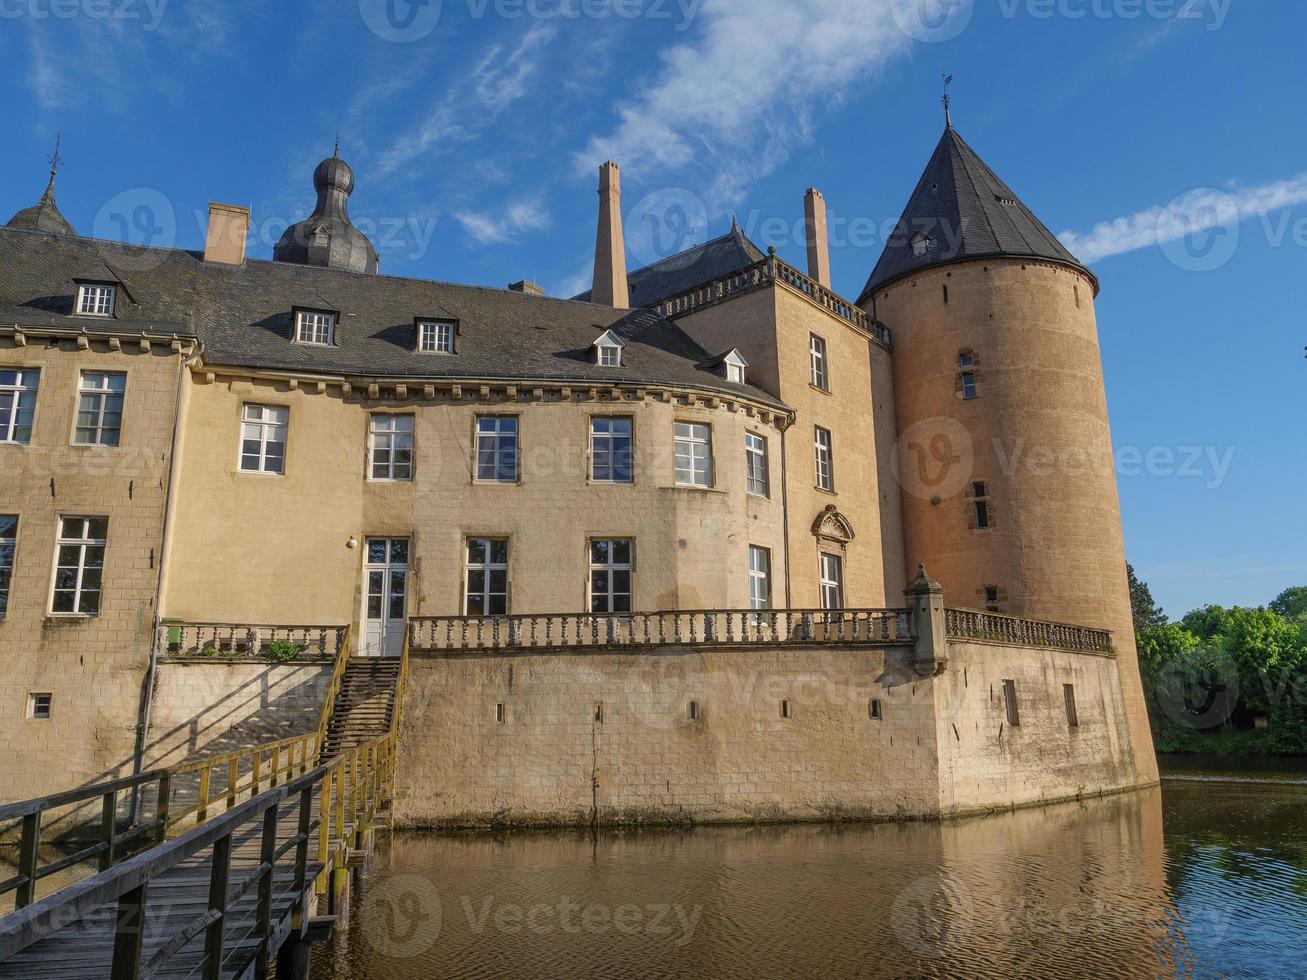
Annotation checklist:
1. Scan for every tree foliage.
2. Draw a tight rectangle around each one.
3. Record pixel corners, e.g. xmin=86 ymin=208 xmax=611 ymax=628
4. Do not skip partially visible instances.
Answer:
xmin=1131 ymin=566 xmax=1307 ymax=755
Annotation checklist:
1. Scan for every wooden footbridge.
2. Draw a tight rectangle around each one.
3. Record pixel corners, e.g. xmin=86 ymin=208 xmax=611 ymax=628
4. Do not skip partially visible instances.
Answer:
xmin=0 ymin=633 xmax=410 ymax=979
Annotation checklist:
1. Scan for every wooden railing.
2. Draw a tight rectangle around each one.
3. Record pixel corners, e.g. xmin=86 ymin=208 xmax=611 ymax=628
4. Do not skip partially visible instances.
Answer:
xmin=314 ymin=626 xmax=354 ymax=753
xmin=156 ymin=622 xmax=348 ymax=661
xmin=945 ymin=607 xmax=1114 ymax=654
xmin=655 ymin=253 xmax=893 ymax=348
xmin=409 ymin=608 xmax=914 ymax=652
xmin=0 ymin=734 xmax=396 ymax=978
xmin=0 ymin=734 xmax=319 ymax=913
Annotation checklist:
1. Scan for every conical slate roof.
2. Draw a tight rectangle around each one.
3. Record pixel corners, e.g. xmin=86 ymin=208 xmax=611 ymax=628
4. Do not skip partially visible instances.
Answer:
xmin=8 ymin=179 xmax=76 ymax=237
xmin=858 ymin=127 xmax=1092 ymax=303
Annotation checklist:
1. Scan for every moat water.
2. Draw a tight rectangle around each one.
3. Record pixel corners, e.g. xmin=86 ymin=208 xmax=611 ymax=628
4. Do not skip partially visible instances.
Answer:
xmin=311 ymin=758 xmax=1307 ymax=979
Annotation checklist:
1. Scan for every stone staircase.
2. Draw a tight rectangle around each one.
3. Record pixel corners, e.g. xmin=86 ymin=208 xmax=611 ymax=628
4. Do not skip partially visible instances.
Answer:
xmin=319 ymin=658 xmax=401 ymax=762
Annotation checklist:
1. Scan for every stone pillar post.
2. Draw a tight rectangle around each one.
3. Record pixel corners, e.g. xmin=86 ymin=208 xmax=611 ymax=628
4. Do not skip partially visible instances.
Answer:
xmin=904 ymin=565 xmax=948 ymax=677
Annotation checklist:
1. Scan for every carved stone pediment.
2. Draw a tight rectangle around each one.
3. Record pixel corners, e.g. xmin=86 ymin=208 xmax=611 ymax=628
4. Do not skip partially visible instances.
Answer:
xmin=812 ymin=505 xmax=855 ymax=548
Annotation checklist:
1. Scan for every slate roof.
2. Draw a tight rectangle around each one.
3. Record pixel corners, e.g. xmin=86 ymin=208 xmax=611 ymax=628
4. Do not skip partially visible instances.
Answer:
xmin=0 ymin=226 xmax=786 ymax=407
xmin=857 ymin=127 xmax=1093 ymax=303
xmin=573 ymin=222 xmax=767 ymax=308
xmin=7 ymin=184 xmax=77 ymax=238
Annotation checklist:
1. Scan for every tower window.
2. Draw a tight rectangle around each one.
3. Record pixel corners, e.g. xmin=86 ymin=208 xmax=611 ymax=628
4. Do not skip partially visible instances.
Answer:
xmin=688 ymin=701 xmax=700 ymax=721
xmin=870 ymin=698 xmax=882 ymax=720
xmin=495 ymin=702 xmax=506 ymax=724
xmin=780 ymin=699 xmax=791 ymax=719
xmin=985 ymin=586 xmax=1001 ymax=613
xmin=972 ymin=481 xmax=991 ymax=530
xmin=959 ymin=351 xmax=978 ymax=400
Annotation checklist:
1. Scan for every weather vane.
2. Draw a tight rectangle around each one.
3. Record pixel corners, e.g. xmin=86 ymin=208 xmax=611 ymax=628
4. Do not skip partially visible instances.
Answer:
xmin=942 ymin=74 xmax=954 ymax=128
xmin=48 ymin=132 xmax=63 ymax=183
xmin=334 ymin=118 xmax=341 ymax=158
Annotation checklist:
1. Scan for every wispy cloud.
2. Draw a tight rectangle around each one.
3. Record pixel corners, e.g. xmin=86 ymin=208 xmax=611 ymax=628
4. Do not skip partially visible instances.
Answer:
xmin=1060 ymin=173 xmax=1307 ymax=263
xmin=574 ymin=0 xmax=912 ymax=206
xmin=375 ymin=24 xmax=558 ymax=177
xmin=455 ymin=198 xmax=551 ymax=245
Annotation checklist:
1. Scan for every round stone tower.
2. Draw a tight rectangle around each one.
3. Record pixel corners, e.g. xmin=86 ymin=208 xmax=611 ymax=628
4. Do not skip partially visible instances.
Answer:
xmin=859 ymin=125 xmax=1157 ymax=785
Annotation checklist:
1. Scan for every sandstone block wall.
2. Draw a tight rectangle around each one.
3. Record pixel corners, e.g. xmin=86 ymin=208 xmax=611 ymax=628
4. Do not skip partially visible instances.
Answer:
xmin=393 ymin=639 xmax=1139 ymax=828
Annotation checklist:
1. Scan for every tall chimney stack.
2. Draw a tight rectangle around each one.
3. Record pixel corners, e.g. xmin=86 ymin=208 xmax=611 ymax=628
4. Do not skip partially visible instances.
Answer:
xmin=804 ymin=188 xmax=831 ymax=288
xmin=204 ymin=202 xmax=250 ymax=265
xmin=591 ymin=161 xmax=629 ymax=308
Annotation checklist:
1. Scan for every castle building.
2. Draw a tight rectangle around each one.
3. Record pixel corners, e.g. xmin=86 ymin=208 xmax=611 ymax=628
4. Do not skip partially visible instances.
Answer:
xmin=0 ymin=125 xmax=1157 ymax=819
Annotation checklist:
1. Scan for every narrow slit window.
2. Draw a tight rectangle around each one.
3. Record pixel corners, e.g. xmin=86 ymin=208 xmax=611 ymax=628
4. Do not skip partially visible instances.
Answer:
xmin=593 ymin=702 xmax=604 ymax=724
xmin=1003 ymin=679 xmax=1020 ymax=727
xmin=688 ymin=701 xmax=699 ymax=721
xmin=0 ymin=515 xmax=15 ymax=618
xmin=870 ymin=698 xmax=882 ymax=720
xmin=1064 ymin=684 xmax=1079 ymax=728
xmin=780 ymin=699 xmax=791 ymax=719
xmin=973 ymin=481 xmax=991 ymax=530
xmin=496 ymin=702 xmax=506 ymax=724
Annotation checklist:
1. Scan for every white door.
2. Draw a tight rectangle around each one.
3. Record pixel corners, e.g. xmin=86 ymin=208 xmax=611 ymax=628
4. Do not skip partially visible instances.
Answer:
xmin=362 ymin=537 xmax=409 ymax=657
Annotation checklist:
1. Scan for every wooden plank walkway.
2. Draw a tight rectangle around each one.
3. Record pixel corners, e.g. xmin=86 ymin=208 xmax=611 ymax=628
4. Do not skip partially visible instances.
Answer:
xmin=0 ymin=800 xmax=325 ymax=980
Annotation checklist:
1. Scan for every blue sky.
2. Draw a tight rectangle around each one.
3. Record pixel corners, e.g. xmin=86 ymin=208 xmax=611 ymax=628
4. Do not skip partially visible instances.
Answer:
xmin=2 ymin=0 xmax=1302 ymax=617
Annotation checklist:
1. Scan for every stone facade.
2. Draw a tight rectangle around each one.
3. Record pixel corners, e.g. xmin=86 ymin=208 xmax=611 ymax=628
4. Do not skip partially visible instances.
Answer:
xmin=392 ymin=634 xmax=1137 ymax=828
xmin=0 ymin=334 xmax=188 ymax=801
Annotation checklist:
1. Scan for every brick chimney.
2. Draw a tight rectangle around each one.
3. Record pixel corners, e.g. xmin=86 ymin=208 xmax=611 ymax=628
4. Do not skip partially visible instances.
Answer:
xmin=204 ymin=203 xmax=250 ymax=265
xmin=804 ymin=188 xmax=831 ymax=287
xmin=591 ymin=161 xmax=629 ymax=308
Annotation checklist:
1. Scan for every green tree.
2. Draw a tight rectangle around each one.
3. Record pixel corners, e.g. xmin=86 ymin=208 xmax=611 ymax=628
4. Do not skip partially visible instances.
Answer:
xmin=1128 ymin=563 xmax=1168 ymax=634
xmin=1270 ymin=587 xmax=1307 ymax=621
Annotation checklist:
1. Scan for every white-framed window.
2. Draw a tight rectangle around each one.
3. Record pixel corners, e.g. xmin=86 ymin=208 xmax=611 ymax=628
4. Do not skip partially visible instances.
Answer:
xmin=418 ymin=320 xmax=455 ymax=354
xmin=726 ymin=361 xmax=745 ymax=384
xmin=370 ymin=414 xmax=415 ymax=481
xmin=674 ymin=421 xmax=713 ymax=488
xmin=51 ymin=516 xmax=107 ymax=616
xmin=814 ymin=425 xmax=834 ymax=492
xmin=593 ymin=329 xmax=625 ymax=367
xmin=295 ymin=309 xmax=335 ymax=346
xmin=239 ymin=404 xmax=288 ymax=474
xmin=748 ymin=545 xmax=771 ymax=611
xmin=809 ymin=333 xmax=829 ymax=391
xmin=475 ymin=416 xmax=519 ymax=483
xmin=465 ymin=538 xmax=509 ymax=615
xmin=589 ymin=539 xmax=633 ymax=614
xmin=590 ymin=417 xmax=633 ymax=483
xmin=0 ymin=368 xmax=40 ymax=444
xmin=819 ymin=552 xmax=844 ymax=611
xmin=76 ymin=283 xmax=116 ymax=317
xmin=745 ymin=432 xmax=769 ymax=497
xmin=74 ymin=371 xmax=126 ymax=447
xmin=0 ymin=515 xmax=15 ymax=618
xmin=28 ymin=693 xmax=52 ymax=720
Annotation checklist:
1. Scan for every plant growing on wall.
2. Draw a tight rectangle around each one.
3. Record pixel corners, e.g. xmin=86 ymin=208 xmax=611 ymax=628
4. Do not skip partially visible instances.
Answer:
xmin=264 ymin=640 xmax=302 ymax=663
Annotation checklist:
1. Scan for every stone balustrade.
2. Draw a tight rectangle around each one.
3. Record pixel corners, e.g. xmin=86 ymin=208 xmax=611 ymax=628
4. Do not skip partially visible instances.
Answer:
xmin=408 ymin=608 xmax=914 ymax=653
xmin=944 ymin=607 xmax=1114 ymax=654
xmin=156 ymin=622 xmax=348 ymax=660
xmin=655 ymin=252 xmax=893 ymax=348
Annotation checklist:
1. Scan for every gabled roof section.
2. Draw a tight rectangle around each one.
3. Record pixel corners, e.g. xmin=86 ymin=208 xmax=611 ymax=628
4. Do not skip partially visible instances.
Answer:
xmin=592 ymin=328 xmax=625 ymax=350
xmin=574 ymin=221 xmax=767 ymax=309
xmin=858 ymin=127 xmax=1094 ymax=303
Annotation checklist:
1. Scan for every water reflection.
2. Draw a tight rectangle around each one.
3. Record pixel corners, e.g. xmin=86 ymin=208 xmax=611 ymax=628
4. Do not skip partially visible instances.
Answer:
xmin=314 ymin=777 xmax=1307 ymax=979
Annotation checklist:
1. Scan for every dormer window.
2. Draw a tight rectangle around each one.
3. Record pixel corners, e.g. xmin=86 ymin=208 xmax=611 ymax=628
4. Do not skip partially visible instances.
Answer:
xmin=418 ymin=320 xmax=455 ymax=354
xmin=911 ymin=233 xmax=934 ymax=258
xmin=76 ymin=283 xmax=116 ymax=317
xmin=295 ymin=309 xmax=335 ymax=346
xmin=592 ymin=329 xmax=625 ymax=368
xmin=716 ymin=348 xmax=748 ymax=385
